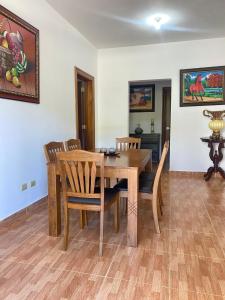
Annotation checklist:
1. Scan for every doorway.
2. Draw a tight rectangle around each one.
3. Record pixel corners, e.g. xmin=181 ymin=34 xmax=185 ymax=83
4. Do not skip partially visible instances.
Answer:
xmin=128 ymin=79 xmax=171 ymax=167
xmin=74 ymin=67 xmax=95 ymax=150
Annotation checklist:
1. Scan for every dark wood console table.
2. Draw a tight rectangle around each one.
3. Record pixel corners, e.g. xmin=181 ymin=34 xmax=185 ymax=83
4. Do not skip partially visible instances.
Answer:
xmin=130 ymin=133 xmax=160 ymax=163
xmin=201 ymin=137 xmax=225 ymax=181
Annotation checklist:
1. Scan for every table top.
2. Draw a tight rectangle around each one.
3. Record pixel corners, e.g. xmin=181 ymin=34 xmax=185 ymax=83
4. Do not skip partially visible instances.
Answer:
xmin=201 ymin=137 xmax=225 ymax=143
xmin=47 ymin=149 xmax=151 ymax=171
xmin=102 ymin=149 xmax=151 ymax=169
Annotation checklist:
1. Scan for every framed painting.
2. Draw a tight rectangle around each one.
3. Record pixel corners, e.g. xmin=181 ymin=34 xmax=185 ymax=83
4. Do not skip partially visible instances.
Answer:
xmin=0 ymin=5 xmax=39 ymax=103
xmin=180 ymin=66 xmax=225 ymax=107
xmin=129 ymin=84 xmax=155 ymax=112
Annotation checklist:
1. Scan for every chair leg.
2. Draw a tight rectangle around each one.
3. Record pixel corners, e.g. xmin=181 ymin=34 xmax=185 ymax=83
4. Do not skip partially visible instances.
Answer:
xmin=152 ymin=195 xmax=160 ymax=234
xmin=114 ymin=198 xmax=120 ymax=233
xmin=157 ymin=196 xmax=163 ymax=218
xmin=159 ymin=182 xmax=164 ymax=206
xmin=64 ymin=205 xmax=69 ymax=250
xmin=121 ymin=197 xmax=127 ymax=215
xmin=99 ymin=210 xmax=104 ymax=256
xmin=84 ymin=211 xmax=88 ymax=226
xmin=79 ymin=210 xmax=86 ymax=229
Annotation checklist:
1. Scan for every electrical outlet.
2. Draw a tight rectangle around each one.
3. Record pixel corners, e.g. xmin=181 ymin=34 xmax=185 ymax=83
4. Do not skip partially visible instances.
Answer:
xmin=30 ymin=180 xmax=36 ymax=188
xmin=21 ymin=183 xmax=28 ymax=191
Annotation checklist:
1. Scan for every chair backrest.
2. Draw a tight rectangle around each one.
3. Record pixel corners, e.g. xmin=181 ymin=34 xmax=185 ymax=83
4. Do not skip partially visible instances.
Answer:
xmin=116 ymin=137 xmax=141 ymax=151
xmin=57 ymin=150 xmax=105 ymax=206
xmin=153 ymin=141 xmax=169 ymax=197
xmin=65 ymin=139 xmax=81 ymax=151
xmin=44 ymin=141 xmax=65 ymax=163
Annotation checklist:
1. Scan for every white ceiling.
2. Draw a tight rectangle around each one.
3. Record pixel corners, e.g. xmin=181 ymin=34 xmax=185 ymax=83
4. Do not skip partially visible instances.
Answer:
xmin=47 ymin=0 xmax=225 ymax=49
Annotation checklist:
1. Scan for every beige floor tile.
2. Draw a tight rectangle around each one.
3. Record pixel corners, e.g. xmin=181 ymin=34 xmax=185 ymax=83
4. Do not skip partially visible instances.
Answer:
xmin=170 ymin=253 xmax=225 ymax=296
xmin=170 ymin=229 xmax=224 ymax=259
xmin=49 ymin=240 xmax=118 ymax=276
xmin=170 ymin=211 xmax=214 ymax=234
xmin=169 ymin=288 xmax=224 ymax=300
xmin=97 ymin=277 xmax=169 ymax=300
xmin=107 ymin=245 xmax=169 ymax=286
xmin=138 ymin=227 xmax=170 ymax=253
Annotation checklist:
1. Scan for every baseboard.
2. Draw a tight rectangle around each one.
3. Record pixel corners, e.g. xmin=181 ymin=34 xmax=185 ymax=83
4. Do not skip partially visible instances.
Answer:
xmin=169 ymin=170 xmax=204 ymax=177
xmin=0 ymin=196 xmax=47 ymax=223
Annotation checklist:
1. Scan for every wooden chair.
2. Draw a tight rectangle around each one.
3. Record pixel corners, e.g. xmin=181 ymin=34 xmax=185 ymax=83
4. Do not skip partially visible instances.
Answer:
xmin=116 ymin=141 xmax=169 ymax=233
xmin=44 ymin=141 xmax=65 ymax=163
xmin=44 ymin=141 xmax=87 ymax=228
xmin=65 ymin=139 xmax=81 ymax=151
xmin=57 ymin=150 xmax=120 ymax=256
xmin=116 ymin=137 xmax=141 ymax=151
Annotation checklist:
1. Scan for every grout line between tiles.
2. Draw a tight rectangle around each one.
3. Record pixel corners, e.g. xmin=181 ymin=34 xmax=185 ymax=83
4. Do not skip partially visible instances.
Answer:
xmin=201 ymin=194 xmax=225 ymax=260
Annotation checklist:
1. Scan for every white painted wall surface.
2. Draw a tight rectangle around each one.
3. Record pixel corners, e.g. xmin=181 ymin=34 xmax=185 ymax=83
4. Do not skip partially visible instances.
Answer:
xmin=97 ymin=38 xmax=225 ymax=172
xmin=0 ymin=0 xmax=97 ymax=220
xmin=129 ymin=80 xmax=171 ymax=135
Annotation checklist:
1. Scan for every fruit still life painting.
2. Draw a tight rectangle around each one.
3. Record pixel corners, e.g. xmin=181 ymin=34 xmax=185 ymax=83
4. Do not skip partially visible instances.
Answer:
xmin=130 ymin=84 xmax=155 ymax=112
xmin=0 ymin=5 xmax=39 ymax=103
xmin=180 ymin=66 xmax=225 ymax=107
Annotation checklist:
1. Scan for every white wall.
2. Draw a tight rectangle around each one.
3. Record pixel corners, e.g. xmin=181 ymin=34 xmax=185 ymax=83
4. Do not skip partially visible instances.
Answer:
xmin=0 ymin=0 xmax=97 ymax=220
xmin=97 ymin=37 xmax=225 ymax=172
xmin=129 ymin=80 xmax=171 ymax=135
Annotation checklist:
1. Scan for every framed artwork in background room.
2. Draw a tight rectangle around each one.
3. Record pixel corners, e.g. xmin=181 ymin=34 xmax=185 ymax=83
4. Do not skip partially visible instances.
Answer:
xmin=129 ymin=84 xmax=155 ymax=112
xmin=0 ymin=5 xmax=39 ymax=103
xmin=180 ymin=66 xmax=225 ymax=107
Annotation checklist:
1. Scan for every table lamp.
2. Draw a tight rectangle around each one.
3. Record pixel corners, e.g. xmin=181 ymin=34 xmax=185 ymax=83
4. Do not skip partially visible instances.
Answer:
xmin=203 ymin=109 xmax=225 ymax=140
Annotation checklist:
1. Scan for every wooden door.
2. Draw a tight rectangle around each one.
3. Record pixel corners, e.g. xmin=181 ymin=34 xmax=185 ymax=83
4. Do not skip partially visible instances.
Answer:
xmin=161 ymin=87 xmax=171 ymax=159
xmin=75 ymin=68 xmax=95 ymax=150
xmin=77 ymin=80 xmax=88 ymax=149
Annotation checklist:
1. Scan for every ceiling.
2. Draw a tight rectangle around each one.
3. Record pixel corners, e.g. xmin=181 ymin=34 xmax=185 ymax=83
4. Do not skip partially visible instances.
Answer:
xmin=47 ymin=0 xmax=225 ymax=49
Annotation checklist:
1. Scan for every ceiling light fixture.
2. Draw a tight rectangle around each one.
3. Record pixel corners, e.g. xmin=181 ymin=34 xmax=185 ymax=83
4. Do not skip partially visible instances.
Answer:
xmin=146 ymin=14 xmax=170 ymax=30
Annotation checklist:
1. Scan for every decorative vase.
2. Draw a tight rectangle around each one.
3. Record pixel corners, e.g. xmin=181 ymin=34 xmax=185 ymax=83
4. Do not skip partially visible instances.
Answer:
xmin=203 ymin=110 xmax=225 ymax=140
xmin=151 ymin=119 xmax=155 ymax=133
xmin=135 ymin=124 xmax=143 ymax=134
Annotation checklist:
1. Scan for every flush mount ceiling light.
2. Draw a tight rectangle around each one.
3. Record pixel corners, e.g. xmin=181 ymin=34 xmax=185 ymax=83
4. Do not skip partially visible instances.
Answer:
xmin=146 ymin=14 xmax=170 ymax=30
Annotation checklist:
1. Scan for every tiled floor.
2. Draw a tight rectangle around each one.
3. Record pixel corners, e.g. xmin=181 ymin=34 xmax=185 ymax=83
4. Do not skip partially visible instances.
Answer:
xmin=1 ymin=173 xmax=225 ymax=299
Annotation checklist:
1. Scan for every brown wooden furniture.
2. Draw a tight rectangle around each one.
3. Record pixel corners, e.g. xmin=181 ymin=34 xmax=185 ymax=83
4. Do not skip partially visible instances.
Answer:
xmin=44 ymin=141 xmax=65 ymax=163
xmin=44 ymin=141 xmax=86 ymax=234
xmin=47 ymin=149 xmax=151 ymax=247
xmin=57 ymin=150 xmax=120 ymax=256
xmin=65 ymin=139 xmax=81 ymax=151
xmin=129 ymin=133 xmax=160 ymax=163
xmin=116 ymin=137 xmax=141 ymax=151
xmin=201 ymin=137 xmax=225 ymax=181
xmin=44 ymin=142 xmax=65 ymax=236
xmin=116 ymin=141 xmax=169 ymax=233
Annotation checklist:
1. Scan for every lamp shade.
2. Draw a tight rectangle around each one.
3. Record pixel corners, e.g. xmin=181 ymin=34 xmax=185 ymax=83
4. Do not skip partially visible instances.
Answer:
xmin=208 ymin=119 xmax=225 ymax=139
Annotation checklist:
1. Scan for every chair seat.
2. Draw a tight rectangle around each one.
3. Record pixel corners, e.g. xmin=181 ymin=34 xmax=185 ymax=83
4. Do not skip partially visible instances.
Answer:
xmin=115 ymin=171 xmax=155 ymax=194
xmin=68 ymin=187 xmax=118 ymax=205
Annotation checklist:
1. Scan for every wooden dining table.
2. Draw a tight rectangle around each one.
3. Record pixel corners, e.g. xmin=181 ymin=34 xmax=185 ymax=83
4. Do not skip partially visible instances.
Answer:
xmin=47 ymin=149 xmax=152 ymax=247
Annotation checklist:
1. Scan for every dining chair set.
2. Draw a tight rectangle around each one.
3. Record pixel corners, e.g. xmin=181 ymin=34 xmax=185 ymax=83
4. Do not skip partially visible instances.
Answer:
xmin=44 ymin=137 xmax=169 ymax=256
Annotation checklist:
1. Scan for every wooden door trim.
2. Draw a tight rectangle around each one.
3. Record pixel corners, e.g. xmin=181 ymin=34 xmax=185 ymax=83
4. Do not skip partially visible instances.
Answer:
xmin=74 ymin=67 xmax=95 ymax=149
xmin=75 ymin=67 xmax=94 ymax=81
xmin=161 ymin=86 xmax=171 ymax=151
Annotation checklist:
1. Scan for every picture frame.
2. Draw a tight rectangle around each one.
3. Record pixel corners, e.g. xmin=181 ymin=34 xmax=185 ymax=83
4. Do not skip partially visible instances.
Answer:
xmin=0 ymin=5 xmax=39 ymax=104
xmin=129 ymin=84 xmax=155 ymax=112
xmin=180 ymin=66 xmax=225 ymax=107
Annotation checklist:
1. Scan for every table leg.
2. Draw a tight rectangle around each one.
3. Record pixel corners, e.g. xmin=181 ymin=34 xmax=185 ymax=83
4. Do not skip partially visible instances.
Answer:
xmin=204 ymin=140 xmax=225 ymax=181
xmin=48 ymin=164 xmax=61 ymax=236
xmin=218 ymin=167 xmax=225 ymax=179
xmin=204 ymin=166 xmax=214 ymax=181
xmin=145 ymin=156 xmax=152 ymax=172
xmin=127 ymin=168 xmax=138 ymax=247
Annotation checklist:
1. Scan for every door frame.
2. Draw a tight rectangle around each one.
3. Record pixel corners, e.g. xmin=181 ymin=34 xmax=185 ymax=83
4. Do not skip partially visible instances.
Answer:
xmin=161 ymin=86 xmax=171 ymax=170
xmin=74 ymin=67 xmax=95 ymax=149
